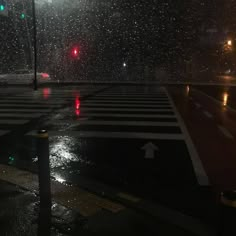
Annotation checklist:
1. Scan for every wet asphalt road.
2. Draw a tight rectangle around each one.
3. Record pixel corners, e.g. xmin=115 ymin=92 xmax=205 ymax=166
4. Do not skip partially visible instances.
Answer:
xmin=196 ymin=85 xmax=236 ymax=109
xmin=0 ymin=85 xmax=217 ymax=224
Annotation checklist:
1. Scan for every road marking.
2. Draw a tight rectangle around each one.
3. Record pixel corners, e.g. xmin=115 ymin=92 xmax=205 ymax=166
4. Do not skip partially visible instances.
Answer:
xmin=166 ymin=89 xmax=209 ymax=186
xmin=203 ymin=111 xmax=213 ymax=119
xmin=81 ymin=107 xmax=172 ymax=112
xmin=54 ymin=120 xmax=179 ymax=127
xmin=27 ymin=130 xmax=185 ymax=140
xmin=0 ymin=164 xmax=124 ymax=216
xmin=0 ymin=100 xmax=66 ymax=105
xmin=0 ymin=113 xmax=42 ymax=118
xmin=95 ymin=95 xmax=167 ymax=98
xmin=0 ymin=120 xmax=29 ymax=125
xmin=218 ymin=126 xmax=234 ymax=139
xmin=117 ymin=192 xmax=141 ymax=202
xmin=85 ymin=98 xmax=169 ymax=104
xmin=0 ymin=104 xmax=62 ymax=108
xmin=195 ymin=103 xmax=201 ymax=108
xmin=82 ymin=103 xmax=172 ymax=108
xmin=85 ymin=100 xmax=170 ymax=104
xmin=141 ymin=142 xmax=159 ymax=159
xmin=0 ymin=130 xmax=10 ymax=136
xmin=80 ymin=113 xmax=176 ymax=118
xmin=100 ymin=94 xmax=166 ymax=97
xmin=0 ymin=108 xmax=52 ymax=113
xmin=193 ymin=88 xmax=235 ymax=112
xmin=93 ymin=97 xmax=169 ymax=101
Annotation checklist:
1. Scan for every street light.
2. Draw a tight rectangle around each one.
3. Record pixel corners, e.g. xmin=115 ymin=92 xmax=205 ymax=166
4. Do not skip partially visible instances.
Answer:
xmin=227 ymin=40 xmax=232 ymax=46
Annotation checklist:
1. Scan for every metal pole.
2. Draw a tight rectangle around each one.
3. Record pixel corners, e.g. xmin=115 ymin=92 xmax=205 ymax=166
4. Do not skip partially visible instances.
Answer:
xmin=37 ymin=129 xmax=51 ymax=235
xmin=32 ymin=0 xmax=38 ymax=90
xmin=37 ymin=130 xmax=51 ymax=208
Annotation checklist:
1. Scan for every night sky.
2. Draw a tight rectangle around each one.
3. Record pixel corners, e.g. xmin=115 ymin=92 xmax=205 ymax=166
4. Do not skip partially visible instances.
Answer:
xmin=0 ymin=0 xmax=235 ymax=78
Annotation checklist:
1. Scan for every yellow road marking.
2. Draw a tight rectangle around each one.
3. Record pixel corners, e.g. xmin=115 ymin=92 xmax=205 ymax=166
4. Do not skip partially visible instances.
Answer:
xmin=0 ymin=164 xmax=125 ymax=216
xmin=118 ymin=192 xmax=141 ymax=203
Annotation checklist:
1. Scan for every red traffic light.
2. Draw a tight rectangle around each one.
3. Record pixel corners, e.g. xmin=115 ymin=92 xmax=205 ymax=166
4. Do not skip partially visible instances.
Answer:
xmin=71 ymin=46 xmax=80 ymax=58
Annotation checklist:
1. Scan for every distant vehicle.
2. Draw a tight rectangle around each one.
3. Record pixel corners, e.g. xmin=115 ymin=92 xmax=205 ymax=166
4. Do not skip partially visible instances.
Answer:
xmin=0 ymin=69 xmax=50 ymax=84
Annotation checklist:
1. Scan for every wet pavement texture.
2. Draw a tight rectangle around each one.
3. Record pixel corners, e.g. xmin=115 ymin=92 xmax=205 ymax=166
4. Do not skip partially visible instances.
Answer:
xmin=0 ymin=180 xmax=86 ymax=236
xmin=0 ymin=85 xmax=218 ymax=232
xmin=195 ymin=85 xmax=236 ymax=109
xmin=0 ymin=179 xmax=204 ymax=236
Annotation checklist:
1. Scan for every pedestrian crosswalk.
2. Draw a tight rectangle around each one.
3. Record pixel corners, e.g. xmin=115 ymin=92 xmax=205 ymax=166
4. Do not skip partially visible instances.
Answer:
xmin=36 ymin=86 xmax=208 ymax=186
xmin=42 ymin=86 xmax=181 ymax=138
xmin=0 ymin=86 xmax=106 ymax=137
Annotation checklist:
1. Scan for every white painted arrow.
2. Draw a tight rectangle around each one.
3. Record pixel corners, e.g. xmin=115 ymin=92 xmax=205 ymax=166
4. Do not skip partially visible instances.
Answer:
xmin=141 ymin=142 xmax=159 ymax=159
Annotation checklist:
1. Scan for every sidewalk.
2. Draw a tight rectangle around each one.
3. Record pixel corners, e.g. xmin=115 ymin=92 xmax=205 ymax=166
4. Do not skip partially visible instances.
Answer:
xmin=0 ymin=163 xmax=216 ymax=235
xmin=0 ymin=179 xmax=200 ymax=236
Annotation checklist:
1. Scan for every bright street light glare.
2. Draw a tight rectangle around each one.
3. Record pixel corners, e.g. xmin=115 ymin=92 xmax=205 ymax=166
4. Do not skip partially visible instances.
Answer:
xmin=227 ymin=40 xmax=232 ymax=46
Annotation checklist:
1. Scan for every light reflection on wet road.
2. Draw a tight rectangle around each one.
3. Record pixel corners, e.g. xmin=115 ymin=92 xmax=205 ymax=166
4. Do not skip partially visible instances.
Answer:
xmin=50 ymin=136 xmax=80 ymax=168
xmin=0 ymin=85 xmax=219 ymax=223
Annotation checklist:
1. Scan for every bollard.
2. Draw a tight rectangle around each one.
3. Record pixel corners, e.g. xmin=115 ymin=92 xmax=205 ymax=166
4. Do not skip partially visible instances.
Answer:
xmin=37 ymin=130 xmax=51 ymax=235
xmin=218 ymin=190 xmax=236 ymax=235
xmin=37 ymin=130 xmax=51 ymax=208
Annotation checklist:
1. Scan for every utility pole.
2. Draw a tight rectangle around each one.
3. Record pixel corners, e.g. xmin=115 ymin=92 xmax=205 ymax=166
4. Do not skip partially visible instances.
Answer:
xmin=32 ymin=0 xmax=38 ymax=90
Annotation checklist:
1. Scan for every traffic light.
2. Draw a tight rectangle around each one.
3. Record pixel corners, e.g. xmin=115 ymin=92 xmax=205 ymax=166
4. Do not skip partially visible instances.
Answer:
xmin=8 ymin=156 xmax=15 ymax=165
xmin=0 ymin=4 xmax=4 ymax=11
xmin=20 ymin=13 xmax=25 ymax=19
xmin=71 ymin=46 xmax=80 ymax=59
xmin=0 ymin=0 xmax=8 ymax=16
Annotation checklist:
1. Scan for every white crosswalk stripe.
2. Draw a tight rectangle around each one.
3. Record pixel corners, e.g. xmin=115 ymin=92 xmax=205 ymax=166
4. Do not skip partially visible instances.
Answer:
xmin=42 ymin=87 xmax=180 ymax=136
xmin=82 ymin=103 xmax=172 ymax=108
xmin=0 ymin=113 xmax=42 ymax=118
xmin=0 ymin=130 xmax=10 ymax=136
xmin=0 ymin=120 xmax=30 ymax=125
xmin=0 ymin=86 xmax=104 ymax=137
xmin=80 ymin=107 xmax=173 ymax=112
xmin=82 ymin=100 xmax=169 ymax=104
xmin=79 ymin=113 xmax=176 ymax=118
xmin=0 ymin=104 xmax=62 ymax=108
xmin=25 ymin=86 xmax=209 ymax=186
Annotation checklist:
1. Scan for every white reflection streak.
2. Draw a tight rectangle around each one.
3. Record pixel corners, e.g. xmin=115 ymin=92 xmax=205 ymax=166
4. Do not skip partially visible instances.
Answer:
xmin=54 ymin=174 xmax=66 ymax=183
xmin=50 ymin=136 xmax=78 ymax=168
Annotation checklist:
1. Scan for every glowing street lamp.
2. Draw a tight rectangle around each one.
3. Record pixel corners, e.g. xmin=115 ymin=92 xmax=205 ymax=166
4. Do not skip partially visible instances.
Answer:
xmin=227 ymin=40 xmax=232 ymax=47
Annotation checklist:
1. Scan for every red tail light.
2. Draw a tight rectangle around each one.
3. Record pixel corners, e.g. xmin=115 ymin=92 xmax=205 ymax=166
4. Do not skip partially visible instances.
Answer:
xmin=41 ymin=73 xmax=49 ymax=78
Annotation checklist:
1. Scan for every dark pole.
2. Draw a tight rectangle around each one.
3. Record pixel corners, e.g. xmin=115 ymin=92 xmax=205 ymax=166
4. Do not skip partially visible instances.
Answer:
xmin=37 ymin=130 xmax=51 ymax=235
xmin=32 ymin=0 xmax=38 ymax=91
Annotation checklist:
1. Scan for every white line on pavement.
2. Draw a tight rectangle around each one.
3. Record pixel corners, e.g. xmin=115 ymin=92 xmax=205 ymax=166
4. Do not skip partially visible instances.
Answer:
xmin=26 ymin=130 xmax=185 ymax=140
xmin=80 ymin=113 xmax=176 ymax=118
xmin=81 ymin=107 xmax=172 ymax=112
xmin=0 ymin=100 xmax=67 ymax=105
xmin=218 ymin=126 xmax=234 ymax=139
xmin=0 ymin=113 xmax=42 ymax=118
xmin=0 ymin=109 xmax=52 ymax=113
xmin=0 ymin=130 xmax=10 ymax=136
xmin=0 ymin=120 xmax=29 ymax=125
xmin=100 ymin=93 xmax=166 ymax=96
xmin=166 ymin=89 xmax=209 ymax=186
xmin=82 ymin=103 xmax=172 ymax=108
xmin=0 ymin=104 xmax=62 ymax=108
xmin=95 ymin=95 xmax=167 ymax=98
xmin=85 ymin=100 xmax=170 ymax=104
xmin=93 ymin=97 xmax=169 ymax=101
xmin=203 ymin=111 xmax=213 ymax=119
xmin=52 ymin=120 xmax=179 ymax=127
